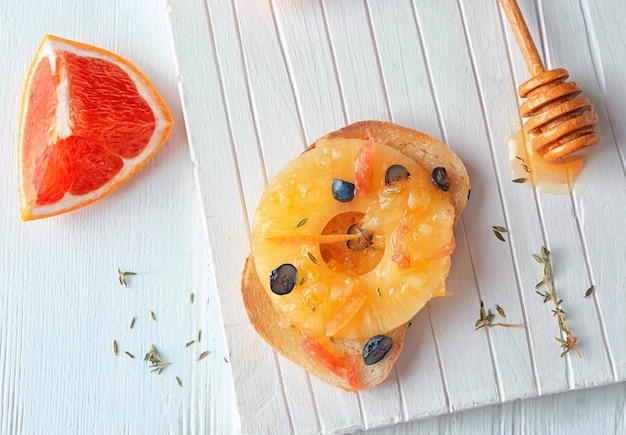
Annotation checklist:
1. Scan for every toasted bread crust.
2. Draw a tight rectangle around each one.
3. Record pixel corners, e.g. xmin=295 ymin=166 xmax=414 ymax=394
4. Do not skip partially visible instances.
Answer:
xmin=317 ymin=120 xmax=470 ymax=224
xmin=242 ymin=256 xmax=408 ymax=391
xmin=242 ymin=121 xmax=470 ymax=391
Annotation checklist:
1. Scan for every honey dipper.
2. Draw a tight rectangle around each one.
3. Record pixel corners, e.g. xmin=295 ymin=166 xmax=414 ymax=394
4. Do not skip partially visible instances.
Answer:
xmin=499 ymin=0 xmax=599 ymax=162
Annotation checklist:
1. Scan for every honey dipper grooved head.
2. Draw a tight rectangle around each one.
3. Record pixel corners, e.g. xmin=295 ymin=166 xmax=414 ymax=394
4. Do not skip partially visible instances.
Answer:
xmin=518 ymin=68 xmax=599 ymax=162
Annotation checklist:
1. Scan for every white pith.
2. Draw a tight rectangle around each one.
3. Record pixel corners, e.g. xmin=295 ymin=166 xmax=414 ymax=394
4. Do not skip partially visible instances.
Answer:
xmin=55 ymin=64 xmax=72 ymax=140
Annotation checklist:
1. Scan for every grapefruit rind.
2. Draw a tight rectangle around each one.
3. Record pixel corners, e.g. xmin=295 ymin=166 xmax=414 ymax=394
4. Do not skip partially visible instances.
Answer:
xmin=18 ymin=34 xmax=174 ymax=220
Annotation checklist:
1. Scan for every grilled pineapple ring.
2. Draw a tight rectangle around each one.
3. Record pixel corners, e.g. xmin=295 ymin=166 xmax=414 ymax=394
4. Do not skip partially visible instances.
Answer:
xmin=251 ymin=137 xmax=456 ymax=340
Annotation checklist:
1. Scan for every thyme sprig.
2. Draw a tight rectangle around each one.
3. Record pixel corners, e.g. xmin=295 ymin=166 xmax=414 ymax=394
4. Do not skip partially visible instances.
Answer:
xmin=475 ymin=301 xmax=523 ymax=330
xmin=533 ymin=246 xmax=581 ymax=358
xmin=144 ymin=344 xmax=171 ymax=374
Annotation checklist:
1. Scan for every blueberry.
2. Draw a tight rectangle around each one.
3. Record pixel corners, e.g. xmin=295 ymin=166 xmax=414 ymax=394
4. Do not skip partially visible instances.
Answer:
xmin=431 ymin=166 xmax=450 ymax=192
xmin=332 ymin=178 xmax=355 ymax=202
xmin=385 ymin=165 xmax=410 ymax=186
xmin=269 ymin=264 xmax=298 ymax=295
xmin=346 ymin=224 xmax=373 ymax=251
xmin=362 ymin=335 xmax=393 ymax=365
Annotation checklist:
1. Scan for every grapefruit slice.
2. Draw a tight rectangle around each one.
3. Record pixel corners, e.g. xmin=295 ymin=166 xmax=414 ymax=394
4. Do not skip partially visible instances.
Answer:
xmin=18 ymin=35 xmax=174 ymax=220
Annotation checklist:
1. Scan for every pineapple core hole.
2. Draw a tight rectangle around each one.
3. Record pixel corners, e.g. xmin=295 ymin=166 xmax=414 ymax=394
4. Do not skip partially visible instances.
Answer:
xmin=320 ymin=211 xmax=385 ymax=276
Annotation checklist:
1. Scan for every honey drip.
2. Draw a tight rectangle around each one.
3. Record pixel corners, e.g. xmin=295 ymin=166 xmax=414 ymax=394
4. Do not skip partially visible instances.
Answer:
xmin=499 ymin=0 xmax=599 ymax=163
xmin=508 ymin=129 xmax=585 ymax=194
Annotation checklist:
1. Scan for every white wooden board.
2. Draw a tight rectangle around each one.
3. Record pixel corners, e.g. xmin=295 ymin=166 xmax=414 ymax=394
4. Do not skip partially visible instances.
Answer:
xmin=167 ymin=0 xmax=626 ymax=433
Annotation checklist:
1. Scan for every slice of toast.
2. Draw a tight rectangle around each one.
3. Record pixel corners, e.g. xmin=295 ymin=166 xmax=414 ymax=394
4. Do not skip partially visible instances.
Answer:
xmin=242 ymin=121 xmax=470 ymax=391
xmin=242 ymin=255 xmax=409 ymax=391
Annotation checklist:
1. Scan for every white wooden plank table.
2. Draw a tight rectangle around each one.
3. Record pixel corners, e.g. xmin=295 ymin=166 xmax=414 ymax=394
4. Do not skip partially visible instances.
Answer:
xmin=1 ymin=0 xmax=625 ymax=434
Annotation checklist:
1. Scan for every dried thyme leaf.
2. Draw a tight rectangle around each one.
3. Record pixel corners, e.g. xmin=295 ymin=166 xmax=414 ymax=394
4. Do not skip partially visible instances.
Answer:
xmin=307 ymin=252 xmax=319 ymax=265
xmin=584 ymin=285 xmax=595 ymax=298
xmin=295 ymin=218 xmax=309 ymax=229
xmin=532 ymin=254 xmax=545 ymax=264
xmin=144 ymin=344 xmax=170 ymax=374
xmin=492 ymin=228 xmax=506 ymax=242
xmin=515 ymin=156 xmax=530 ymax=173
xmin=176 ymin=377 xmax=183 ymax=388
xmin=117 ymin=269 xmax=137 ymax=288
xmin=474 ymin=301 xmax=491 ymax=330
xmin=491 ymin=225 xmax=509 ymax=242
xmin=495 ymin=305 xmax=506 ymax=318
xmin=512 ymin=177 xmax=527 ymax=183
xmin=113 ymin=340 xmax=119 ymax=356
xmin=197 ymin=351 xmax=210 ymax=361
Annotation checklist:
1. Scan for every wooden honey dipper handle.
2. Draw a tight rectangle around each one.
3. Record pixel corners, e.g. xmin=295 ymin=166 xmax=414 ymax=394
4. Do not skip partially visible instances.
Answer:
xmin=498 ymin=0 xmax=599 ymax=162
xmin=498 ymin=0 xmax=545 ymax=76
